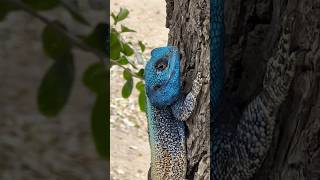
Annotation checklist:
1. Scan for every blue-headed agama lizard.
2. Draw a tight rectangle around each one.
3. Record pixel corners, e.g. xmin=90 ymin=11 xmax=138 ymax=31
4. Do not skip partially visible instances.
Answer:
xmin=144 ymin=46 xmax=203 ymax=180
xmin=144 ymin=0 xmax=297 ymax=179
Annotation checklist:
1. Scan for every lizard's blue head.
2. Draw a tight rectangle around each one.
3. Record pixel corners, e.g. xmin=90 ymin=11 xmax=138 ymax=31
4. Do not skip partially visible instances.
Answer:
xmin=144 ymin=46 xmax=180 ymax=107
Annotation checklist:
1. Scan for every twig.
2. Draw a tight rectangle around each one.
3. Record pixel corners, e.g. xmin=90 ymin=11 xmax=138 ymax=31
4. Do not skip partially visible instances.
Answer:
xmin=7 ymin=0 xmax=143 ymax=79
xmin=7 ymin=0 xmax=107 ymax=67
xmin=111 ymin=60 xmax=143 ymax=79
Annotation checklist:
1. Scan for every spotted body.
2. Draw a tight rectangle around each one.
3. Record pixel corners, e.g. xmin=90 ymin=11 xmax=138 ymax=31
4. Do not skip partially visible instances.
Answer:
xmin=144 ymin=46 xmax=202 ymax=180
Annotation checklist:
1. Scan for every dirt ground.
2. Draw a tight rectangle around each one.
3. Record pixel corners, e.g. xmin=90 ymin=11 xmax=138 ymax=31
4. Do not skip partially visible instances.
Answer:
xmin=110 ymin=0 xmax=168 ymax=179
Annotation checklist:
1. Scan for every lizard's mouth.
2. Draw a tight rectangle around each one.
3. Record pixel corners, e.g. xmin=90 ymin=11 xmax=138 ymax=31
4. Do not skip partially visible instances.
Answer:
xmin=153 ymin=71 xmax=176 ymax=92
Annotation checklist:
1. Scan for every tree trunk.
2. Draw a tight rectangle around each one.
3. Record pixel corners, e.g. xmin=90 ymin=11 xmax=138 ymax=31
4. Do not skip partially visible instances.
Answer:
xmin=165 ymin=0 xmax=210 ymax=179
xmin=166 ymin=0 xmax=320 ymax=179
xmin=224 ymin=0 xmax=320 ymax=179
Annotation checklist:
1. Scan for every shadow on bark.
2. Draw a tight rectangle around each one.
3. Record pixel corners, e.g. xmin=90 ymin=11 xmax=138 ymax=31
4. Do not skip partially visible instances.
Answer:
xmin=165 ymin=0 xmax=320 ymax=179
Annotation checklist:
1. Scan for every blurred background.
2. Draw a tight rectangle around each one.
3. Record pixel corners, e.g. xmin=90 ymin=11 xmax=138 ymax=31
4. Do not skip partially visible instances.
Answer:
xmin=0 ymin=0 xmax=107 ymax=179
xmin=109 ymin=0 xmax=168 ymax=179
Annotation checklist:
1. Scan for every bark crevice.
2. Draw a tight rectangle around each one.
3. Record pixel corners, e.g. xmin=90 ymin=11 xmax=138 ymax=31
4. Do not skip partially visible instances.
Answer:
xmin=165 ymin=0 xmax=320 ymax=179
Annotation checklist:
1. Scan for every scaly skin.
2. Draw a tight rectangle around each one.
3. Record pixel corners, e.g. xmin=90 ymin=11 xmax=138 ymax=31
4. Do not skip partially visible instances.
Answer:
xmin=144 ymin=46 xmax=202 ymax=180
xmin=211 ymin=0 xmax=297 ymax=179
xmin=210 ymin=1 xmax=225 ymax=177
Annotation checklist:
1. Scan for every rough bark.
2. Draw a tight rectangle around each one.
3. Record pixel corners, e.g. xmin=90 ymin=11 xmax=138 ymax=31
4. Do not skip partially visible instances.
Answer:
xmin=166 ymin=0 xmax=320 ymax=179
xmin=166 ymin=0 xmax=210 ymax=179
xmin=224 ymin=0 xmax=320 ymax=180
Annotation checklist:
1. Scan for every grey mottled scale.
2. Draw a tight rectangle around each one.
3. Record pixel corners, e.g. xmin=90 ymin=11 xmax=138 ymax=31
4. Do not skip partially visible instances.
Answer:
xmin=171 ymin=73 xmax=203 ymax=121
xmin=213 ymin=15 xmax=297 ymax=179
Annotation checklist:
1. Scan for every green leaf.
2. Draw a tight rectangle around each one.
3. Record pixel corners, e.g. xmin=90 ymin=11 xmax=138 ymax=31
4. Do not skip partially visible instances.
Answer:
xmin=121 ymin=25 xmax=135 ymax=33
xmin=111 ymin=12 xmax=117 ymax=24
xmin=84 ymin=23 xmax=107 ymax=54
xmin=122 ymin=43 xmax=134 ymax=56
xmin=122 ymin=79 xmax=133 ymax=98
xmin=91 ymin=92 xmax=109 ymax=158
xmin=37 ymin=55 xmax=74 ymax=117
xmin=110 ymin=31 xmax=121 ymax=60
xmin=136 ymin=81 xmax=145 ymax=111
xmin=84 ymin=63 xmax=108 ymax=158
xmin=136 ymin=69 xmax=144 ymax=78
xmin=0 ymin=1 xmax=17 ymax=22
xmin=118 ymin=56 xmax=129 ymax=65
xmin=138 ymin=91 xmax=146 ymax=112
xmin=42 ymin=21 xmax=71 ymax=60
xmin=116 ymin=8 xmax=129 ymax=23
xmin=136 ymin=81 xmax=145 ymax=92
xmin=123 ymin=69 xmax=132 ymax=80
xmin=83 ymin=63 xmax=106 ymax=94
xmin=138 ymin=41 xmax=145 ymax=52
xmin=22 ymin=0 xmax=60 ymax=10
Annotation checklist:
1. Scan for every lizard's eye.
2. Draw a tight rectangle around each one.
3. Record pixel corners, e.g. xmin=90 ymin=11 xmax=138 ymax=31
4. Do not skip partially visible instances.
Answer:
xmin=155 ymin=58 xmax=168 ymax=71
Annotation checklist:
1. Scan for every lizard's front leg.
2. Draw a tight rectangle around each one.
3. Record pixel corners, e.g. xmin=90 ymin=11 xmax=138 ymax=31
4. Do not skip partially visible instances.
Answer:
xmin=171 ymin=72 xmax=203 ymax=121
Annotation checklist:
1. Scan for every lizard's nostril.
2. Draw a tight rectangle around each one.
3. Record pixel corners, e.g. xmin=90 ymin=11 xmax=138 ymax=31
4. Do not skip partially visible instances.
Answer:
xmin=153 ymin=84 xmax=161 ymax=91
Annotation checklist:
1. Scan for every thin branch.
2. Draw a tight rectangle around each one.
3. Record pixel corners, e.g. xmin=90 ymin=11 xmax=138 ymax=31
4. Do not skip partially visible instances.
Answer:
xmin=111 ymin=60 xmax=143 ymax=79
xmin=7 ymin=0 xmax=143 ymax=79
xmin=7 ymin=0 xmax=107 ymax=67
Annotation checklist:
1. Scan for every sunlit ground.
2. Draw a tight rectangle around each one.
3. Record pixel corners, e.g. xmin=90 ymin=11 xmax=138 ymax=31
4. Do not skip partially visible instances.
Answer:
xmin=110 ymin=0 xmax=169 ymax=179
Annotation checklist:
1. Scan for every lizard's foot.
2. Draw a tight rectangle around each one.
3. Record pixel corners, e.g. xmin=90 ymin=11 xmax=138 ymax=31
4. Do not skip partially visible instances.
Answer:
xmin=171 ymin=71 xmax=204 ymax=121
xmin=263 ymin=14 xmax=298 ymax=105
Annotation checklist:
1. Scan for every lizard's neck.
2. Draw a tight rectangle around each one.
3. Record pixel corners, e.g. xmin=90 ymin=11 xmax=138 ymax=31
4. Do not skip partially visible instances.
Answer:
xmin=146 ymin=97 xmax=184 ymax=145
